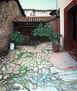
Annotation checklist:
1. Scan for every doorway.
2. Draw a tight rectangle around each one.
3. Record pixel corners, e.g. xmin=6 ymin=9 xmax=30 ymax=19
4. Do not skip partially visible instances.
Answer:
xmin=72 ymin=9 xmax=77 ymax=49
xmin=64 ymin=0 xmax=77 ymax=60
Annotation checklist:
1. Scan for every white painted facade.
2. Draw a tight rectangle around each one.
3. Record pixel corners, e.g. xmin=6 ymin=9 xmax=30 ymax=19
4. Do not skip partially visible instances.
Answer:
xmin=24 ymin=9 xmax=51 ymax=17
xmin=58 ymin=0 xmax=73 ymax=47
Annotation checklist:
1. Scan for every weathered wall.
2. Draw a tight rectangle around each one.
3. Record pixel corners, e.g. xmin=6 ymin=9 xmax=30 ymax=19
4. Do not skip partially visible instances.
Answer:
xmin=46 ymin=19 xmax=57 ymax=30
xmin=0 ymin=0 xmax=23 ymax=54
xmin=16 ymin=27 xmax=35 ymax=45
xmin=58 ymin=0 xmax=73 ymax=47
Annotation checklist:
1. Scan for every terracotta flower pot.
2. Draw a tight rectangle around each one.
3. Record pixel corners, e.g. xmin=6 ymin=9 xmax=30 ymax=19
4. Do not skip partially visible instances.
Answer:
xmin=52 ymin=44 xmax=60 ymax=52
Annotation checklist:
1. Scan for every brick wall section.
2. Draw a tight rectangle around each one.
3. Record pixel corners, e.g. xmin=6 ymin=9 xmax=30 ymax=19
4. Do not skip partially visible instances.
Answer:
xmin=46 ymin=19 xmax=57 ymax=30
xmin=0 ymin=0 xmax=23 ymax=54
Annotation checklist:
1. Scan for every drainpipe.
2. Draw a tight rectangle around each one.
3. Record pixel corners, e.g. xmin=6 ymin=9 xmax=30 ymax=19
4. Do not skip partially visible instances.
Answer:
xmin=56 ymin=0 xmax=58 ymax=31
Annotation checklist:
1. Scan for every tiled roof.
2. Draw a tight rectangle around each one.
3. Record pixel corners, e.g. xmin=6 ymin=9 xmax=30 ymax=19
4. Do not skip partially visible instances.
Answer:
xmin=24 ymin=9 xmax=52 ymax=12
xmin=50 ymin=10 xmax=56 ymax=15
xmin=13 ymin=15 xmax=56 ymax=23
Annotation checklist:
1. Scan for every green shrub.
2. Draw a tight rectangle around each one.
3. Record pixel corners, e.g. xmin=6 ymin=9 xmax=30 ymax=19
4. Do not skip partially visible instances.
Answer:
xmin=33 ymin=23 xmax=53 ymax=37
xmin=33 ymin=23 xmax=62 ymax=45
xmin=10 ymin=31 xmax=24 ymax=45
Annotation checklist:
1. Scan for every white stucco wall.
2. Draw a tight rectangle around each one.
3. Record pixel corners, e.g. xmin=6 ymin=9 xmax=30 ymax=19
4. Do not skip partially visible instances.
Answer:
xmin=34 ymin=11 xmax=51 ymax=17
xmin=25 ymin=10 xmax=33 ymax=17
xmin=24 ymin=10 xmax=51 ymax=17
xmin=58 ymin=0 xmax=73 ymax=47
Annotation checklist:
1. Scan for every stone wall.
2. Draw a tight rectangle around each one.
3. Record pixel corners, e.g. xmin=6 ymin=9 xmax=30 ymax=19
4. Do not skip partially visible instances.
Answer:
xmin=46 ymin=19 xmax=57 ymax=30
xmin=0 ymin=0 xmax=23 ymax=54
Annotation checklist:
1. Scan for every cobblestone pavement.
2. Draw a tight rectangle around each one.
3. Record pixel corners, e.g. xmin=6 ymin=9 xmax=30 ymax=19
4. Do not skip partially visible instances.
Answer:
xmin=0 ymin=42 xmax=77 ymax=91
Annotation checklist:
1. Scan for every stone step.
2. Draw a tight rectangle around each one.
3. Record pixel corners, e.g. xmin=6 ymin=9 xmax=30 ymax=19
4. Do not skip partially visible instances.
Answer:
xmin=57 ymin=69 xmax=77 ymax=76
xmin=60 ymin=73 xmax=77 ymax=82
xmin=64 ymin=52 xmax=77 ymax=66
xmin=56 ymin=69 xmax=77 ymax=81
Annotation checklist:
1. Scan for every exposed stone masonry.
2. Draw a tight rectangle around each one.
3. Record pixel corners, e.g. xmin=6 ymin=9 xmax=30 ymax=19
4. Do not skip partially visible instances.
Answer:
xmin=0 ymin=0 xmax=24 ymax=54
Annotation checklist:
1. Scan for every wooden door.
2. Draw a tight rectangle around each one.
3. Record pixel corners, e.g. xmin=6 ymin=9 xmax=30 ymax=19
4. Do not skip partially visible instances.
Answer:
xmin=72 ymin=9 xmax=77 ymax=49
xmin=68 ymin=9 xmax=77 ymax=60
xmin=64 ymin=0 xmax=77 ymax=60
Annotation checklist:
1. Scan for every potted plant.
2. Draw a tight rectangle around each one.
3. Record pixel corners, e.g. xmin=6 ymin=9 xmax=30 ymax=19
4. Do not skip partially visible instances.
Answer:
xmin=48 ymin=30 xmax=62 ymax=52
xmin=33 ymin=23 xmax=62 ymax=52
xmin=10 ymin=31 xmax=24 ymax=50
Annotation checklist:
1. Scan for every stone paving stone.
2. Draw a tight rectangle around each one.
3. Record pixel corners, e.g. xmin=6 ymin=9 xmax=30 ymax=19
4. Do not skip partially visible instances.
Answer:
xmin=0 ymin=86 xmax=6 ymax=91
xmin=50 ymin=67 xmax=57 ymax=74
xmin=50 ymin=52 xmax=77 ymax=70
xmin=0 ymin=42 xmax=77 ymax=91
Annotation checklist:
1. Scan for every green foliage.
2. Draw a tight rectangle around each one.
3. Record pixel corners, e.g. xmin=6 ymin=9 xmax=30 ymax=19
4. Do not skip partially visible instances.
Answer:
xmin=10 ymin=31 xmax=24 ymax=45
xmin=33 ymin=23 xmax=53 ymax=37
xmin=8 ymin=74 xmax=16 ymax=80
xmin=33 ymin=23 xmax=62 ymax=45
xmin=24 ymin=67 xmax=28 ymax=72
xmin=24 ymin=52 xmax=34 ymax=58
xmin=19 ymin=67 xmax=28 ymax=74
xmin=17 ymin=52 xmax=25 ymax=60
xmin=49 ymin=30 xmax=62 ymax=45
xmin=11 ymin=51 xmax=34 ymax=62
xmin=19 ymin=68 xmax=23 ymax=73
xmin=1 ymin=69 xmax=4 ymax=73
xmin=11 ymin=51 xmax=25 ymax=62
xmin=5 ymin=66 xmax=7 ymax=71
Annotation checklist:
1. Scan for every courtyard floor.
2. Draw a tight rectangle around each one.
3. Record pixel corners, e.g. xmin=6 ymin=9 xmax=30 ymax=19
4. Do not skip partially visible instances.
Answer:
xmin=0 ymin=42 xmax=77 ymax=91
